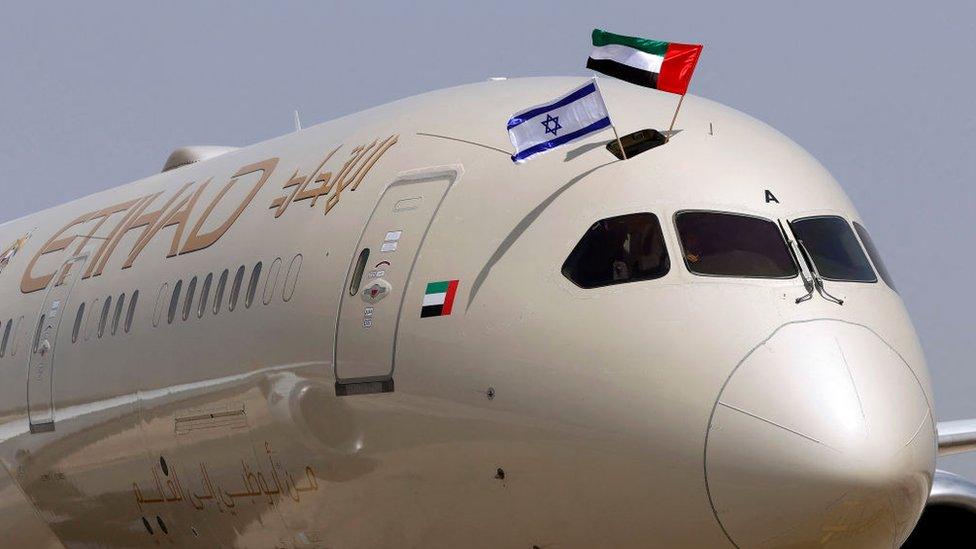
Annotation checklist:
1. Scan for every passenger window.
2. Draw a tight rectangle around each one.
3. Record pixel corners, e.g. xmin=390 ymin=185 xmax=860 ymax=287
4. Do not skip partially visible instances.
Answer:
xmin=229 ymin=266 xmax=245 ymax=312
xmin=125 ymin=290 xmax=139 ymax=333
xmin=264 ymin=258 xmax=282 ymax=305
xmin=214 ymin=270 xmax=229 ymax=315
xmin=10 ymin=316 xmax=24 ymax=356
xmin=676 ymin=211 xmax=798 ymax=278
xmin=98 ymin=297 xmax=112 ymax=338
xmin=183 ymin=277 xmax=198 ymax=321
xmin=152 ymin=287 xmax=165 ymax=328
xmin=853 ymin=222 xmax=895 ymax=289
xmin=0 ymin=319 xmax=11 ymax=357
xmin=72 ymin=304 xmax=85 ymax=343
xmin=283 ymin=254 xmax=302 ymax=302
xmin=88 ymin=299 xmax=101 ymax=338
xmin=562 ymin=213 xmax=670 ymax=288
xmin=790 ymin=216 xmax=876 ymax=282
xmin=32 ymin=314 xmax=45 ymax=353
xmin=112 ymin=293 xmax=125 ymax=335
xmin=349 ymin=249 xmax=370 ymax=296
xmin=246 ymin=262 xmax=262 ymax=309
xmin=198 ymin=274 xmax=213 ymax=318
xmin=0 ymin=319 xmax=10 ymax=357
xmin=168 ymin=280 xmax=182 ymax=324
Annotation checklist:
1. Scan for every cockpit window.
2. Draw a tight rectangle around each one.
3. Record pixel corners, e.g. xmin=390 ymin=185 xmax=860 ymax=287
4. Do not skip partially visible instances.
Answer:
xmin=853 ymin=222 xmax=895 ymax=289
xmin=789 ymin=216 xmax=876 ymax=282
xmin=675 ymin=211 xmax=798 ymax=278
xmin=562 ymin=213 xmax=670 ymax=288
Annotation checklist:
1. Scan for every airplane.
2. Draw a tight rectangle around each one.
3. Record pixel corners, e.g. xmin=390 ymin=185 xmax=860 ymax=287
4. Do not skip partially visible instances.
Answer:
xmin=0 ymin=75 xmax=974 ymax=548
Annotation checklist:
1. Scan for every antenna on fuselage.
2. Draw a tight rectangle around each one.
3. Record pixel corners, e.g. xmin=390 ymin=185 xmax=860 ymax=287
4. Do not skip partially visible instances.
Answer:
xmin=294 ymin=110 xmax=302 ymax=132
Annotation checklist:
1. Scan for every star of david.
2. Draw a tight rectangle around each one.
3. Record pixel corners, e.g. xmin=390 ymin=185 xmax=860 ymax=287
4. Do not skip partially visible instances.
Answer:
xmin=541 ymin=114 xmax=562 ymax=137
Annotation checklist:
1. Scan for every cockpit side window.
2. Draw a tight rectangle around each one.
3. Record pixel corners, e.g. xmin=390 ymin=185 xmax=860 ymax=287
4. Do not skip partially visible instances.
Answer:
xmin=562 ymin=213 xmax=670 ymax=289
xmin=675 ymin=211 xmax=798 ymax=278
xmin=853 ymin=222 xmax=895 ymax=289
xmin=789 ymin=216 xmax=876 ymax=282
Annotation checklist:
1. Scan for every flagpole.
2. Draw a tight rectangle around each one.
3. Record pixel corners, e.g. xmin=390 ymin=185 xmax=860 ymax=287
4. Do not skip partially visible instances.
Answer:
xmin=668 ymin=94 xmax=686 ymax=134
xmin=592 ymin=77 xmax=627 ymax=160
xmin=612 ymin=125 xmax=627 ymax=160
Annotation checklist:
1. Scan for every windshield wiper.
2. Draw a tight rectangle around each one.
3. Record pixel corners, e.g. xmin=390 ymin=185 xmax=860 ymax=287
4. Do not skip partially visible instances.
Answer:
xmin=778 ymin=220 xmax=815 ymax=304
xmin=795 ymin=239 xmax=844 ymax=306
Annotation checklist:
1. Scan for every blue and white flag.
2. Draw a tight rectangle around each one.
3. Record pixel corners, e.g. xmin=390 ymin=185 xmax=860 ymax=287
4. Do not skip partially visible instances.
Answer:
xmin=507 ymin=80 xmax=613 ymax=163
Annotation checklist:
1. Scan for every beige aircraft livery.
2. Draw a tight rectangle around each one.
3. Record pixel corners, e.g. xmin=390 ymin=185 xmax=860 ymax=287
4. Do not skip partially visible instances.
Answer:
xmin=0 ymin=77 xmax=974 ymax=548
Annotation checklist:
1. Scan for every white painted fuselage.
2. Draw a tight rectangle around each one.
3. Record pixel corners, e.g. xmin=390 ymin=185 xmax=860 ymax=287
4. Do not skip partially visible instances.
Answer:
xmin=0 ymin=78 xmax=936 ymax=548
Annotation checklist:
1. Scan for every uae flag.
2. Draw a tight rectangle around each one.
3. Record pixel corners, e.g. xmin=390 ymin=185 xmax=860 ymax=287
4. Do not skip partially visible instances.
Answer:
xmin=587 ymin=29 xmax=703 ymax=95
xmin=421 ymin=280 xmax=459 ymax=318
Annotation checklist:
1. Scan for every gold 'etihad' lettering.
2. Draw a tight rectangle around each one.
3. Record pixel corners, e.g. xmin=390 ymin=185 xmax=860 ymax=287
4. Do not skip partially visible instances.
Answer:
xmin=19 ymin=160 xmax=276 ymax=293
xmin=21 ymin=199 xmax=141 ymax=294
xmin=181 ymin=158 xmax=278 ymax=254
xmin=121 ymin=181 xmax=208 ymax=270
xmin=20 ymin=132 xmax=398 ymax=294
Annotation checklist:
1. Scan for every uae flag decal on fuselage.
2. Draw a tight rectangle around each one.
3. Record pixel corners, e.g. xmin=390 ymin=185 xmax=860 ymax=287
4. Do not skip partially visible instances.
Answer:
xmin=421 ymin=280 xmax=459 ymax=318
xmin=586 ymin=29 xmax=702 ymax=95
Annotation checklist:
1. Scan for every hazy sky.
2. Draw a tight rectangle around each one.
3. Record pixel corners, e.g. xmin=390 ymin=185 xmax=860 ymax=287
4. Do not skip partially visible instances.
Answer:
xmin=2 ymin=2 xmax=975 ymax=477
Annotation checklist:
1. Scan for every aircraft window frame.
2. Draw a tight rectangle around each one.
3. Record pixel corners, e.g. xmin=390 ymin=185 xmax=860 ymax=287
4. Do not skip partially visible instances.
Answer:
xmin=214 ymin=270 xmax=229 ymax=315
xmin=246 ymin=262 xmax=263 ymax=309
xmin=72 ymin=304 xmax=85 ymax=343
xmin=0 ymin=319 xmax=11 ymax=357
xmin=10 ymin=316 xmax=24 ymax=356
xmin=183 ymin=276 xmax=198 ymax=322
xmin=229 ymin=265 xmax=246 ymax=312
xmin=283 ymin=254 xmax=302 ymax=302
xmin=561 ymin=212 xmax=671 ymax=289
xmin=88 ymin=298 xmax=101 ymax=339
xmin=98 ymin=296 xmax=112 ymax=339
xmin=673 ymin=209 xmax=799 ymax=280
xmin=789 ymin=215 xmax=877 ymax=283
xmin=853 ymin=222 xmax=895 ymax=290
xmin=112 ymin=293 xmax=126 ymax=336
xmin=33 ymin=314 xmax=45 ymax=353
xmin=349 ymin=249 xmax=370 ymax=297
xmin=125 ymin=290 xmax=139 ymax=334
xmin=168 ymin=280 xmax=183 ymax=325
xmin=198 ymin=274 xmax=213 ymax=318
xmin=263 ymin=258 xmax=282 ymax=305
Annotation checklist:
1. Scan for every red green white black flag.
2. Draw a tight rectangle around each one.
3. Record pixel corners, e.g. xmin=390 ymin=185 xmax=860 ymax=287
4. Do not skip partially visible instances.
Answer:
xmin=586 ymin=29 xmax=703 ymax=95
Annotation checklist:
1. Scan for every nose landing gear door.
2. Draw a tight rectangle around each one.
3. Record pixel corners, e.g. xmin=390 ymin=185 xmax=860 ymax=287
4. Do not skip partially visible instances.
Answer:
xmin=334 ymin=169 xmax=458 ymax=396
xmin=28 ymin=254 xmax=87 ymax=433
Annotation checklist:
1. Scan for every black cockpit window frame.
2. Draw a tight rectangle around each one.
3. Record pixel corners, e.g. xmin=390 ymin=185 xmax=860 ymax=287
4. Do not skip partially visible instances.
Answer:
xmin=852 ymin=221 xmax=895 ymax=290
xmin=673 ymin=209 xmax=800 ymax=280
xmin=789 ymin=215 xmax=877 ymax=283
xmin=561 ymin=212 xmax=671 ymax=289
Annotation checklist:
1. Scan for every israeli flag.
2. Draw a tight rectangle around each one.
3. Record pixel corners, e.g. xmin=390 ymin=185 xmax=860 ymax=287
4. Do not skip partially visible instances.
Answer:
xmin=507 ymin=79 xmax=613 ymax=163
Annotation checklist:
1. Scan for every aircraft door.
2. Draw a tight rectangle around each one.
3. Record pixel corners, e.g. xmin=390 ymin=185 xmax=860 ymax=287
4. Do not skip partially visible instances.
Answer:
xmin=28 ymin=254 xmax=87 ymax=433
xmin=334 ymin=170 xmax=456 ymax=395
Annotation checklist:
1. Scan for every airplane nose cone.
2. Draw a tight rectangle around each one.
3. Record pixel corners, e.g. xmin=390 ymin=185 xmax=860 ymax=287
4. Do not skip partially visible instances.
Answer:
xmin=706 ymin=321 xmax=935 ymax=548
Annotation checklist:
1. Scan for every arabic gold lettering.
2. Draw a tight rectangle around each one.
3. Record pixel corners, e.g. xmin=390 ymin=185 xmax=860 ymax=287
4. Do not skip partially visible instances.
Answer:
xmin=321 ymin=142 xmax=372 ymax=214
xmin=297 ymin=466 xmax=319 ymax=493
xmin=349 ymin=134 xmax=398 ymax=193
xmin=269 ymin=170 xmax=307 ymax=218
xmin=291 ymin=145 xmax=342 ymax=207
